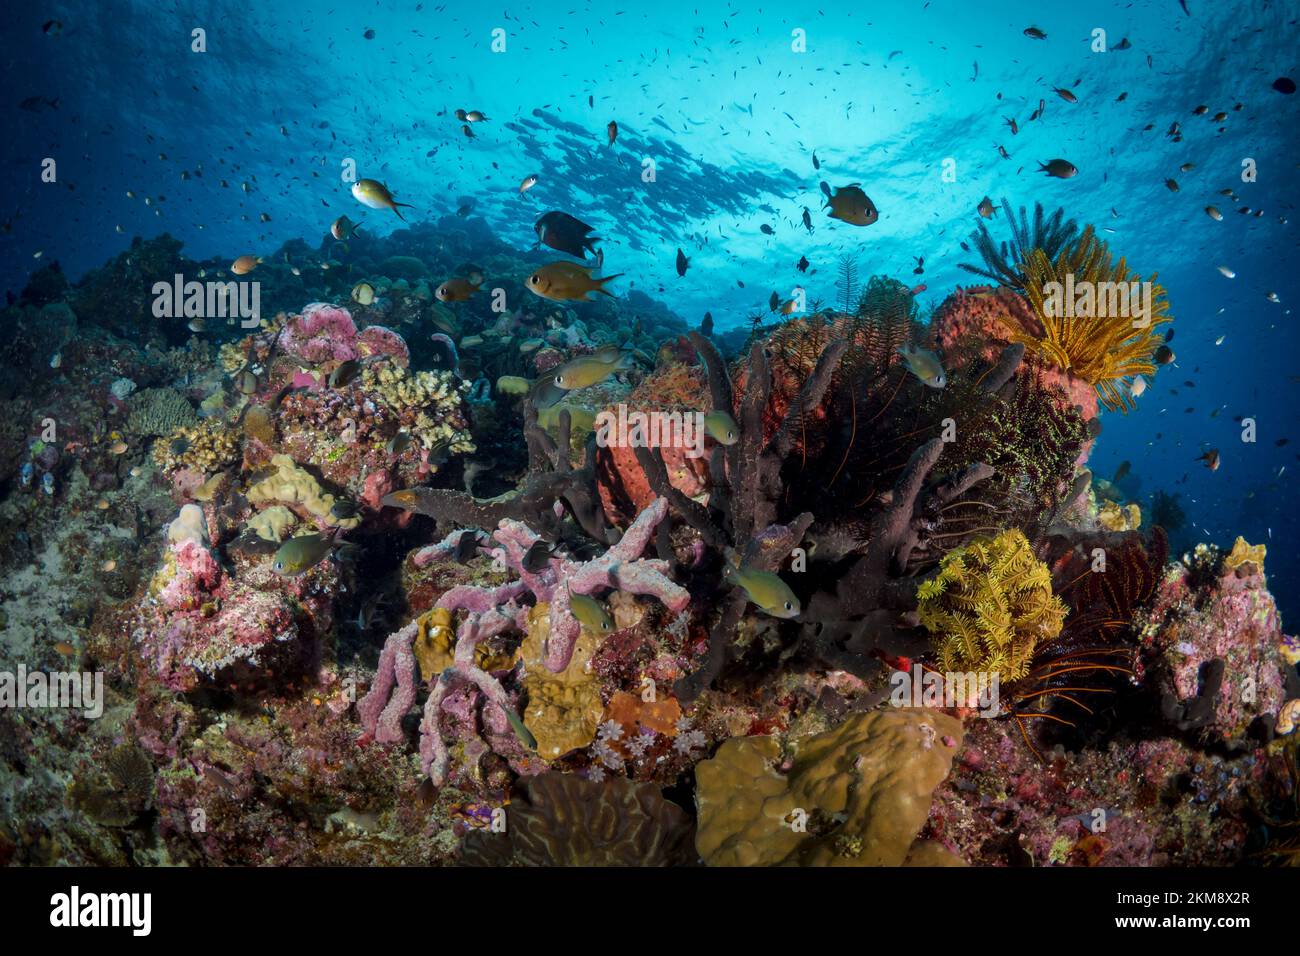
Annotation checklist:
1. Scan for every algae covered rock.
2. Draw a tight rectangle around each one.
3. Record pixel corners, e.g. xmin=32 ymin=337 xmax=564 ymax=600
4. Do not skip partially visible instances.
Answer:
xmin=694 ymin=709 xmax=965 ymax=866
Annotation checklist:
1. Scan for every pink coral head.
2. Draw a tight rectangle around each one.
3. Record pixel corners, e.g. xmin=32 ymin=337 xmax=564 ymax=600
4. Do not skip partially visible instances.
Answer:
xmin=357 ymin=325 xmax=411 ymax=367
xmin=279 ymin=303 xmax=360 ymax=363
xmin=290 ymin=369 xmax=322 ymax=390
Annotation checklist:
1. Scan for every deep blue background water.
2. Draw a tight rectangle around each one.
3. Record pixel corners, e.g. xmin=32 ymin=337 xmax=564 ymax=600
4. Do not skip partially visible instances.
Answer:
xmin=2 ymin=0 xmax=1298 ymax=620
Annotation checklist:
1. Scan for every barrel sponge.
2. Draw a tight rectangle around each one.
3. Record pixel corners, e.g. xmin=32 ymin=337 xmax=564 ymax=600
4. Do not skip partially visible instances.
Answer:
xmin=694 ymin=709 xmax=965 ymax=867
xmin=246 ymin=454 xmax=360 ymax=530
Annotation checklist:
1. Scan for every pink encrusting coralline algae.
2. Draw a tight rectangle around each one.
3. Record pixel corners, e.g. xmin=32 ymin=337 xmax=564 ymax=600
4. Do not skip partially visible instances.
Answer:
xmin=275 ymin=302 xmax=410 ymax=366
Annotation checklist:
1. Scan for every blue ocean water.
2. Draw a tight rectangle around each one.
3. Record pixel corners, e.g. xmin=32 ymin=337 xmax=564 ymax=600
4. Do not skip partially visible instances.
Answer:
xmin=3 ymin=0 xmax=1298 ymax=614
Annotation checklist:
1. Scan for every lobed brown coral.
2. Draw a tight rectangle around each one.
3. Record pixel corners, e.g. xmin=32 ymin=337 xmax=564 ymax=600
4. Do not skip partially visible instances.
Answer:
xmin=459 ymin=772 xmax=696 ymax=866
xmin=694 ymin=709 xmax=965 ymax=866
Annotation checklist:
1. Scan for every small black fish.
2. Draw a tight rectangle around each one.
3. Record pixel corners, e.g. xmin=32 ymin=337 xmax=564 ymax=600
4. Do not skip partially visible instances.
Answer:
xmin=760 ymin=223 xmax=774 ymax=235
xmin=522 ymin=539 xmax=555 ymax=573
xmin=700 ymin=312 xmax=714 ymax=336
xmin=386 ymin=430 xmax=413 ymax=455
xmin=453 ymin=530 xmax=479 ymax=563
xmin=796 ymin=255 xmax=809 ymax=273
xmin=535 ymin=211 xmax=600 ymax=259
xmin=812 ymin=151 xmax=820 ymax=170
xmin=329 ymin=359 xmax=363 ymax=389
xmin=330 ymin=498 xmax=359 ymax=520
xmin=19 ymin=95 xmax=59 ymax=112
xmin=425 ymin=438 xmax=453 ymax=470
xmin=675 ymin=247 xmax=689 ymax=277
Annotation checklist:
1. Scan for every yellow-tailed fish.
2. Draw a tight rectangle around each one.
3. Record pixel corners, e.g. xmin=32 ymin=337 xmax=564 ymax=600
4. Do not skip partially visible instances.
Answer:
xmin=329 ymin=359 xmax=365 ymax=389
xmin=351 ymin=178 xmax=414 ymax=221
xmin=538 ymin=403 xmax=597 ymax=433
xmin=551 ymin=346 xmax=632 ymax=390
xmin=386 ymin=430 xmax=413 ymax=455
xmin=231 ymin=255 xmax=262 ymax=275
xmin=724 ymin=558 xmax=801 ymax=619
xmin=897 ymin=345 xmax=947 ymax=388
xmin=525 ymin=262 xmax=623 ymax=302
xmin=568 ymin=587 xmax=613 ymax=633
xmin=272 ymin=532 xmax=339 ymax=576
xmin=435 ymin=275 xmax=482 ymax=302
xmin=824 ymin=185 xmax=878 ymax=226
xmin=703 ymin=410 xmax=739 ymax=445
xmin=331 ymin=215 xmax=362 ymax=240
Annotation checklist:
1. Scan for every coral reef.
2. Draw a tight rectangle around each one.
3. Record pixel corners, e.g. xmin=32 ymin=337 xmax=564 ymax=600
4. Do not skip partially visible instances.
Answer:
xmin=1 ymin=195 xmax=1291 ymax=874
xmin=1139 ymin=543 xmax=1290 ymax=745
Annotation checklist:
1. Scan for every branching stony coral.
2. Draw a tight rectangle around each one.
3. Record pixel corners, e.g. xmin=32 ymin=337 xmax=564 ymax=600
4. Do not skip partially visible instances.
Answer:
xmin=996 ymin=225 xmax=1172 ymax=412
xmin=359 ymin=363 xmax=476 ymax=455
xmin=917 ymin=529 xmax=1067 ymax=681
xmin=153 ymin=419 xmax=241 ymax=474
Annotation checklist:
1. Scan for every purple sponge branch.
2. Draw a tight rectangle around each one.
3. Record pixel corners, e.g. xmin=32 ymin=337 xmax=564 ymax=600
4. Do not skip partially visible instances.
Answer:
xmin=491 ymin=496 xmax=689 ymax=672
xmin=436 ymin=580 xmax=530 ymax=616
xmin=356 ymin=621 xmax=419 ymax=744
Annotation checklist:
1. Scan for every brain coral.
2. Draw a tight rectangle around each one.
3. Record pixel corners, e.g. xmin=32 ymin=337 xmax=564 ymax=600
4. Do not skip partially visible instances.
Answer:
xmin=459 ymin=772 xmax=695 ymax=866
xmin=917 ymin=529 xmax=1067 ymax=682
xmin=694 ymin=709 xmax=965 ymax=866
xmin=127 ymin=387 xmax=198 ymax=437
